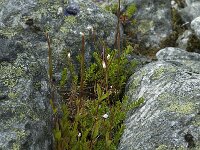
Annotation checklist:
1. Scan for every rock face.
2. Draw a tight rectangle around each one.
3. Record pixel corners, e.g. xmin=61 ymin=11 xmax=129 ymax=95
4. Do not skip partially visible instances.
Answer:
xmin=191 ymin=16 xmax=200 ymax=38
xmin=0 ymin=0 xmax=117 ymax=149
xmin=94 ymin=0 xmax=173 ymax=50
xmin=177 ymin=0 xmax=200 ymax=23
xmin=119 ymin=47 xmax=200 ymax=150
xmin=124 ymin=0 xmax=173 ymax=49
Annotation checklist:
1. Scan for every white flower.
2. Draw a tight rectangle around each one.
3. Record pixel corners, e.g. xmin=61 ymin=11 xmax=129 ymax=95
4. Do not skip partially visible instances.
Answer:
xmin=86 ymin=25 xmax=94 ymax=32
xmin=110 ymin=85 xmax=113 ymax=89
xmin=78 ymin=132 xmax=81 ymax=137
xmin=67 ymin=52 xmax=71 ymax=58
xmin=102 ymin=61 xmax=106 ymax=69
xmin=57 ymin=7 xmax=63 ymax=15
xmin=87 ymin=8 xmax=93 ymax=14
xmin=102 ymin=114 xmax=108 ymax=119
xmin=80 ymin=32 xmax=84 ymax=36
xmin=107 ymin=54 xmax=110 ymax=60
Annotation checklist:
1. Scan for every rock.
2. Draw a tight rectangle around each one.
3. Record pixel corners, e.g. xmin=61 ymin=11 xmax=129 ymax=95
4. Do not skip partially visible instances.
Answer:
xmin=175 ymin=17 xmax=200 ymax=54
xmin=176 ymin=30 xmax=192 ymax=50
xmin=124 ymin=0 xmax=173 ymax=49
xmin=119 ymin=47 xmax=200 ymax=150
xmin=177 ymin=0 xmax=200 ymax=23
xmin=94 ymin=0 xmax=173 ymax=50
xmin=0 ymin=0 xmax=118 ymax=149
xmin=191 ymin=16 xmax=200 ymax=38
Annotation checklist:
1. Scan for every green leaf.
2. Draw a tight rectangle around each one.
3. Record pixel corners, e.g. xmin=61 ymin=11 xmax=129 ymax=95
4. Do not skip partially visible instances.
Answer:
xmin=96 ymin=83 xmax=102 ymax=98
xmin=55 ymin=130 xmax=61 ymax=140
xmin=105 ymin=132 xmax=112 ymax=147
xmin=92 ymin=121 xmax=100 ymax=139
xmin=60 ymin=68 xmax=67 ymax=87
xmin=99 ymin=92 xmax=110 ymax=102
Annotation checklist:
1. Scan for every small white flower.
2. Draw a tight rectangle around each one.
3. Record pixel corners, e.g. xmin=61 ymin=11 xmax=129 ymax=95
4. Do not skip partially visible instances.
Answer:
xmin=78 ymin=132 xmax=81 ymax=137
xmin=110 ymin=85 xmax=113 ymax=89
xmin=107 ymin=54 xmax=110 ymax=60
xmin=67 ymin=52 xmax=71 ymax=58
xmin=102 ymin=61 xmax=106 ymax=69
xmin=57 ymin=7 xmax=63 ymax=15
xmin=86 ymin=25 xmax=94 ymax=32
xmin=87 ymin=8 xmax=93 ymax=14
xmin=80 ymin=32 xmax=84 ymax=36
xmin=102 ymin=114 xmax=108 ymax=119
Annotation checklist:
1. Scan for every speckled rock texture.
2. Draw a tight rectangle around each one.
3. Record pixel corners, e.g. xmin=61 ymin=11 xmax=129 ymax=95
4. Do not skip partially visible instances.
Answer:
xmin=94 ymin=0 xmax=173 ymax=49
xmin=191 ymin=16 xmax=200 ymax=38
xmin=0 ymin=0 xmax=118 ymax=149
xmin=127 ymin=0 xmax=173 ymax=49
xmin=176 ymin=0 xmax=200 ymax=23
xmin=119 ymin=47 xmax=200 ymax=150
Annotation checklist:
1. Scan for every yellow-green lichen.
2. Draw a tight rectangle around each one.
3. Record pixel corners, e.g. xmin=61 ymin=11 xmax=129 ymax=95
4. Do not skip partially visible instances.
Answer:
xmin=0 ymin=28 xmax=21 ymax=39
xmin=167 ymin=102 xmax=195 ymax=114
xmin=138 ymin=20 xmax=154 ymax=34
xmin=191 ymin=115 xmax=200 ymax=127
xmin=0 ymin=63 xmax=24 ymax=88
xmin=130 ymin=75 xmax=142 ymax=90
xmin=8 ymin=92 xmax=18 ymax=99
xmin=151 ymin=66 xmax=176 ymax=80
xmin=64 ymin=16 xmax=77 ymax=24
xmin=152 ymin=66 xmax=165 ymax=80
xmin=12 ymin=143 xmax=20 ymax=150
xmin=60 ymin=16 xmax=77 ymax=33
xmin=11 ymin=130 xmax=26 ymax=150
xmin=156 ymin=144 xmax=168 ymax=150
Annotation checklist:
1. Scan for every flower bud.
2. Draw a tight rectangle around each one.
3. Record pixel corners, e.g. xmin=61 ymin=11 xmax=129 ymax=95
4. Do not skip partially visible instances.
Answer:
xmin=102 ymin=114 xmax=108 ymax=119
xmin=102 ymin=61 xmax=106 ymax=69
xmin=57 ymin=7 xmax=63 ymax=15
xmin=67 ymin=52 xmax=71 ymax=58
xmin=107 ymin=54 xmax=110 ymax=60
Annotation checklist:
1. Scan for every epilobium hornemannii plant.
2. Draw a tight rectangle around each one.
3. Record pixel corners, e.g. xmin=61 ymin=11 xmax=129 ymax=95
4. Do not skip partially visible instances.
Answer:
xmin=47 ymin=39 xmax=143 ymax=149
xmin=47 ymin=2 xmax=143 ymax=148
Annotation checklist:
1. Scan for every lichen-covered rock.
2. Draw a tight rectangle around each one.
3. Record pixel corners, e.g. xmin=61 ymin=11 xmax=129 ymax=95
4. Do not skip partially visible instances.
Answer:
xmin=0 ymin=0 xmax=118 ymax=149
xmin=176 ymin=30 xmax=192 ymax=50
xmin=94 ymin=0 xmax=173 ymax=50
xmin=119 ymin=47 xmax=200 ymax=150
xmin=124 ymin=0 xmax=172 ymax=49
xmin=191 ymin=16 xmax=200 ymax=38
xmin=176 ymin=0 xmax=200 ymax=23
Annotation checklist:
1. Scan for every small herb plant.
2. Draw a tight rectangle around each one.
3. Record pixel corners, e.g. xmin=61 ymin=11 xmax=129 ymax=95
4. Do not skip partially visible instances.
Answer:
xmin=47 ymin=40 xmax=143 ymax=149
xmin=46 ymin=1 xmax=143 ymax=149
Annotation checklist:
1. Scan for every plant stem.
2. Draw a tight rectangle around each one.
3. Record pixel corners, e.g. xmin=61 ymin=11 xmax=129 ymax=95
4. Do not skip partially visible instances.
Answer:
xmin=80 ymin=33 xmax=85 ymax=106
xmin=117 ymin=0 xmax=121 ymax=92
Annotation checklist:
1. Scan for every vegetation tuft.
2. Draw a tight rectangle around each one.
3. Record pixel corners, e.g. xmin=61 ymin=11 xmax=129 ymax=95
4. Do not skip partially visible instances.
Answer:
xmin=46 ymin=0 xmax=144 ymax=149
